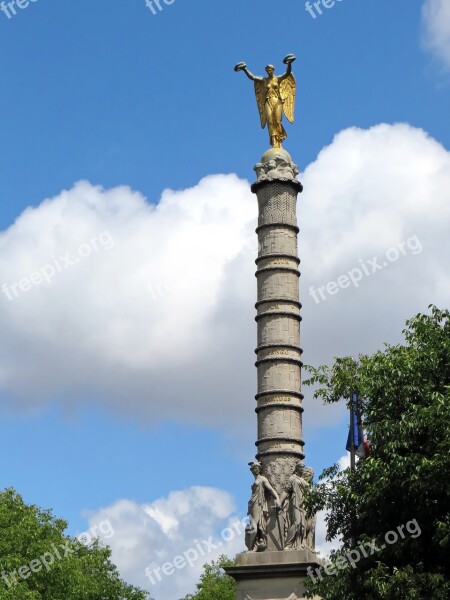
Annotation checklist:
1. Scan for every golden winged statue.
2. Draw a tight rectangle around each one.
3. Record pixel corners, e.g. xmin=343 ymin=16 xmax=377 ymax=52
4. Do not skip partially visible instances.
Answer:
xmin=234 ymin=54 xmax=296 ymax=148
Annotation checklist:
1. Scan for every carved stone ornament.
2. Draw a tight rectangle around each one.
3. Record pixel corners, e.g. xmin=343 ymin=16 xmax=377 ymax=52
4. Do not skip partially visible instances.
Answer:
xmin=254 ymin=152 xmax=300 ymax=183
xmin=264 ymin=456 xmax=298 ymax=494
xmin=254 ymin=149 xmax=300 ymax=185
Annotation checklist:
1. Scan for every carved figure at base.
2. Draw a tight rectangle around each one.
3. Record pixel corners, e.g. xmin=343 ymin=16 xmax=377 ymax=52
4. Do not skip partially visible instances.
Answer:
xmin=279 ymin=461 xmax=308 ymax=550
xmin=303 ymin=467 xmax=316 ymax=550
xmin=245 ymin=461 xmax=281 ymax=552
xmin=234 ymin=55 xmax=297 ymax=149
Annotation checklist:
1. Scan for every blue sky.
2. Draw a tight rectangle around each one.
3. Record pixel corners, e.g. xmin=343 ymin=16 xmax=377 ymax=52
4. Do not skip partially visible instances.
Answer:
xmin=1 ymin=1 xmax=450 ymax=598
xmin=2 ymin=0 xmax=448 ymax=230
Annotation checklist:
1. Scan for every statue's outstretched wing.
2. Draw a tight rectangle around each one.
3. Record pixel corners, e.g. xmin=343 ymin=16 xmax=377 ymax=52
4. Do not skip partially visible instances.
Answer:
xmin=280 ymin=73 xmax=296 ymax=123
xmin=254 ymin=79 xmax=266 ymax=129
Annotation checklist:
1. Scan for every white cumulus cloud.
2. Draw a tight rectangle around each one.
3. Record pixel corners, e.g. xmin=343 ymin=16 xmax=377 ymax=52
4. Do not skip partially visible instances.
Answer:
xmin=0 ymin=123 xmax=449 ymax=432
xmin=83 ymin=486 xmax=244 ymax=600
xmin=422 ymin=0 xmax=450 ymax=68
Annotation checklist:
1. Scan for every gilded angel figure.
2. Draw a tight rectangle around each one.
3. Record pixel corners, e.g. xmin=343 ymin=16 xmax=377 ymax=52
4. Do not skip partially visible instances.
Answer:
xmin=234 ymin=54 xmax=296 ymax=148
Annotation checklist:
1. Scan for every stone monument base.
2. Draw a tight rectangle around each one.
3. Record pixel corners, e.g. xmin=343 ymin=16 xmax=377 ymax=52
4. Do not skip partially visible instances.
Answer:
xmin=225 ymin=549 xmax=323 ymax=600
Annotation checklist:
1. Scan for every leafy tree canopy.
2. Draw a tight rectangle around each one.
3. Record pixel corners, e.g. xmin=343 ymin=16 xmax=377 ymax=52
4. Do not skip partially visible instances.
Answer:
xmin=0 ymin=488 xmax=151 ymax=600
xmin=180 ymin=556 xmax=235 ymax=600
xmin=303 ymin=306 xmax=450 ymax=599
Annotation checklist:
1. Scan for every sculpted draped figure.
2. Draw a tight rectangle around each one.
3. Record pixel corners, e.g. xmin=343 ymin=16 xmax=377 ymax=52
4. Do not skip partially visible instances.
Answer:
xmin=279 ymin=463 xmax=316 ymax=551
xmin=303 ymin=467 xmax=316 ymax=550
xmin=245 ymin=462 xmax=281 ymax=552
xmin=280 ymin=461 xmax=308 ymax=550
xmin=234 ymin=54 xmax=297 ymax=148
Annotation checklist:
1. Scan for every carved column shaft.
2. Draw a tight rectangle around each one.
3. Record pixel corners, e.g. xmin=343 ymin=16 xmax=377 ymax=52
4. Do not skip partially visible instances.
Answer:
xmin=252 ymin=154 xmax=304 ymax=496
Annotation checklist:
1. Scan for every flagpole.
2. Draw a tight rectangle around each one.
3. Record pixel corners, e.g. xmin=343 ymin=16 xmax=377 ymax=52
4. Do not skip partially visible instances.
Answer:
xmin=350 ymin=390 xmax=356 ymax=472
xmin=350 ymin=358 xmax=357 ymax=472
xmin=349 ymin=388 xmax=357 ymax=548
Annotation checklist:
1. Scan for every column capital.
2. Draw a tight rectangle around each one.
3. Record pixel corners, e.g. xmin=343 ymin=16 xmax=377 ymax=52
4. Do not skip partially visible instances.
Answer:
xmin=251 ymin=148 xmax=303 ymax=194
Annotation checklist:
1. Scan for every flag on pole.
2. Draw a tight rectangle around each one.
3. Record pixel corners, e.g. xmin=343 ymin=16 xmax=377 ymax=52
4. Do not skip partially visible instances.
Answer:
xmin=346 ymin=392 xmax=370 ymax=458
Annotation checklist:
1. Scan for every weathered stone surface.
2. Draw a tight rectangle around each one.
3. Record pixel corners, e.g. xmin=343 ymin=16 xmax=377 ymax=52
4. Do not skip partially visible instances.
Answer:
xmin=227 ymin=550 xmax=323 ymax=600
xmin=235 ymin=549 xmax=320 ymax=567
xmin=253 ymin=149 xmax=301 ymax=187
xmin=252 ymin=158 xmax=305 ymax=537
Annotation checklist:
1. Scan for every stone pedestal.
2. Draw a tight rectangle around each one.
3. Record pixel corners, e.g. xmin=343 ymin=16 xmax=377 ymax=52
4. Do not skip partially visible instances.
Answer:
xmin=226 ymin=550 xmax=322 ymax=600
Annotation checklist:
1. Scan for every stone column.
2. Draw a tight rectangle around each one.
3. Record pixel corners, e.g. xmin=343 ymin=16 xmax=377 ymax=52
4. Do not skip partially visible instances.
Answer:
xmin=225 ymin=149 xmax=323 ymax=600
xmin=253 ymin=150 xmax=304 ymax=500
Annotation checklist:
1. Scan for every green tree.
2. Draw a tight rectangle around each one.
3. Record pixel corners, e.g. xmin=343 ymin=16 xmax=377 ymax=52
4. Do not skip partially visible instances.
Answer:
xmin=180 ymin=556 xmax=235 ymax=600
xmin=0 ymin=488 xmax=151 ymax=600
xmin=303 ymin=306 xmax=450 ymax=599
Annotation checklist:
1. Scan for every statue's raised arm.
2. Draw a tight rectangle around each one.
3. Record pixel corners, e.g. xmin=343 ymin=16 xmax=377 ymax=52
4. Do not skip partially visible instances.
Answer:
xmin=279 ymin=54 xmax=296 ymax=81
xmin=234 ymin=62 xmax=263 ymax=82
xmin=234 ymin=54 xmax=297 ymax=149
